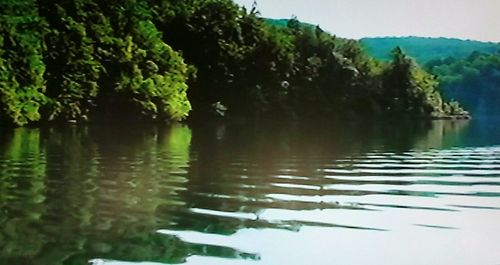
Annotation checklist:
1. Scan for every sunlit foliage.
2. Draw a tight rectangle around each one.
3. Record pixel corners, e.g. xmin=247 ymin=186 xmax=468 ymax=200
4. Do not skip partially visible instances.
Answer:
xmin=1 ymin=0 xmax=190 ymax=126
xmin=0 ymin=0 xmax=47 ymax=126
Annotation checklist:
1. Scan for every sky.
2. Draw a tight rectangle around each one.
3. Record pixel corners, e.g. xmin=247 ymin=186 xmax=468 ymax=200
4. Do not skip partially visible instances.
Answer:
xmin=233 ymin=0 xmax=500 ymax=42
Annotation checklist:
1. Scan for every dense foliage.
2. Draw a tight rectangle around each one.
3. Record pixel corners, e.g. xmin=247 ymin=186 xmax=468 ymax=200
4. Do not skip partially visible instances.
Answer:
xmin=427 ymin=52 xmax=500 ymax=116
xmin=1 ymin=0 xmax=191 ymax=126
xmin=360 ymin=37 xmax=499 ymax=116
xmin=159 ymin=4 xmax=458 ymax=119
xmin=0 ymin=0 xmax=460 ymax=126
xmin=0 ymin=0 xmax=47 ymax=126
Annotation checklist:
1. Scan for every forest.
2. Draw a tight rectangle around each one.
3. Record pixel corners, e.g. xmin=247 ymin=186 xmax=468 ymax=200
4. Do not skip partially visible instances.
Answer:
xmin=361 ymin=37 xmax=500 ymax=116
xmin=0 ymin=0 xmax=466 ymax=126
xmin=361 ymin=37 xmax=500 ymax=63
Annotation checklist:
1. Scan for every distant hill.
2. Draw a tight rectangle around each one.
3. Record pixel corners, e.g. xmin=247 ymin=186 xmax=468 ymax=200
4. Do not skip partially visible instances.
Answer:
xmin=360 ymin=37 xmax=500 ymax=117
xmin=263 ymin=21 xmax=500 ymax=117
xmin=427 ymin=52 xmax=500 ymax=117
xmin=360 ymin=37 xmax=500 ymax=63
xmin=264 ymin=18 xmax=316 ymax=30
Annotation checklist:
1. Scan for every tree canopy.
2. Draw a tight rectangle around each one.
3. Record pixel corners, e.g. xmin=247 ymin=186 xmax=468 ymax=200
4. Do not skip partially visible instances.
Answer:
xmin=427 ymin=52 xmax=500 ymax=116
xmin=1 ymin=0 xmax=191 ymax=126
xmin=0 ymin=0 xmax=463 ymax=126
xmin=361 ymin=37 xmax=500 ymax=63
xmin=359 ymin=36 xmax=499 ymax=116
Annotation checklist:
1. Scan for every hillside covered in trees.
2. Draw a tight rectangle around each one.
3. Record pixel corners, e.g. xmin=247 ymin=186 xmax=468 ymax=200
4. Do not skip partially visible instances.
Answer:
xmin=360 ymin=37 xmax=500 ymax=116
xmin=427 ymin=53 xmax=500 ymax=116
xmin=360 ymin=37 xmax=500 ymax=63
xmin=0 ymin=0 xmax=465 ymax=126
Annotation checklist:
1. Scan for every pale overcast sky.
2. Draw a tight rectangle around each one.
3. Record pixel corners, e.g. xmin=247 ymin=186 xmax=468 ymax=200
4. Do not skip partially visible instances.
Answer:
xmin=233 ymin=0 xmax=500 ymax=42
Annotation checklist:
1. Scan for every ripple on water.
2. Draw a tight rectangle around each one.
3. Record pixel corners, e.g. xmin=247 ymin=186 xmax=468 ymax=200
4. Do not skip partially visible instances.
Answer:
xmin=185 ymin=146 xmax=500 ymax=224
xmin=3 ymin=127 xmax=500 ymax=265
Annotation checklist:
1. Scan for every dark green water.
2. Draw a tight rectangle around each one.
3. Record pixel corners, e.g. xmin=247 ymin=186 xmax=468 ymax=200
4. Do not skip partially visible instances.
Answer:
xmin=1 ymin=119 xmax=500 ymax=265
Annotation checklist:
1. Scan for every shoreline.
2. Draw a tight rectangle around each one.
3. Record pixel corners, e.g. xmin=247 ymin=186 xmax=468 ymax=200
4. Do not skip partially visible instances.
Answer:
xmin=0 ymin=112 xmax=472 ymax=129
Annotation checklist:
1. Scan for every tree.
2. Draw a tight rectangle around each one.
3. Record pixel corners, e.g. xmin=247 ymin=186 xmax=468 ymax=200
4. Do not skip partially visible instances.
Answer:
xmin=0 ymin=0 xmax=47 ymax=126
xmin=382 ymin=47 xmax=443 ymax=116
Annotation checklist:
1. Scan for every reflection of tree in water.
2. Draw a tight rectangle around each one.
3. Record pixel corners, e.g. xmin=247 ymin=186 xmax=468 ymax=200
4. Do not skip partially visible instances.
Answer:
xmin=0 ymin=128 xmax=47 ymax=263
xmin=413 ymin=120 xmax=471 ymax=149
xmin=0 ymin=120 xmax=471 ymax=264
xmin=0 ymin=124 xmax=257 ymax=265
xmin=177 ymin=120 xmax=469 ymax=235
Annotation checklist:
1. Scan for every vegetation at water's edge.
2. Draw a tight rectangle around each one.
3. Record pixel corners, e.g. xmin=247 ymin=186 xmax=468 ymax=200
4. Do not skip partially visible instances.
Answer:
xmin=360 ymin=37 xmax=500 ymax=116
xmin=0 ymin=0 xmax=466 ymax=126
xmin=427 ymin=52 xmax=500 ymax=116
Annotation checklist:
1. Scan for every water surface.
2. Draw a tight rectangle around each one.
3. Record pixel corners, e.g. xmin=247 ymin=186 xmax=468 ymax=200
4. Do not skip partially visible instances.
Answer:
xmin=1 ymin=119 xmax=500 ymax=265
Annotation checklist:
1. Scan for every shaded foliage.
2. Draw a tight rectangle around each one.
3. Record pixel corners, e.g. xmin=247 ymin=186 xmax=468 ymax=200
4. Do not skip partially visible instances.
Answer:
xmin=158 ymin=7 xmax=453 ymax=119
xmin=1 ymin=0 xmax=458 ymax=126
xmin=360 ymin=36 xmax=498 ymax=116
xmin=427 ymin=52 xmax=500 ymax=116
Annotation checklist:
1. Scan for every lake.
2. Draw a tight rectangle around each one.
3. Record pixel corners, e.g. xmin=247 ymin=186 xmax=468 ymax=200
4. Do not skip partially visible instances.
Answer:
xmin=1 ymin=119 xmax=500 ymax=265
